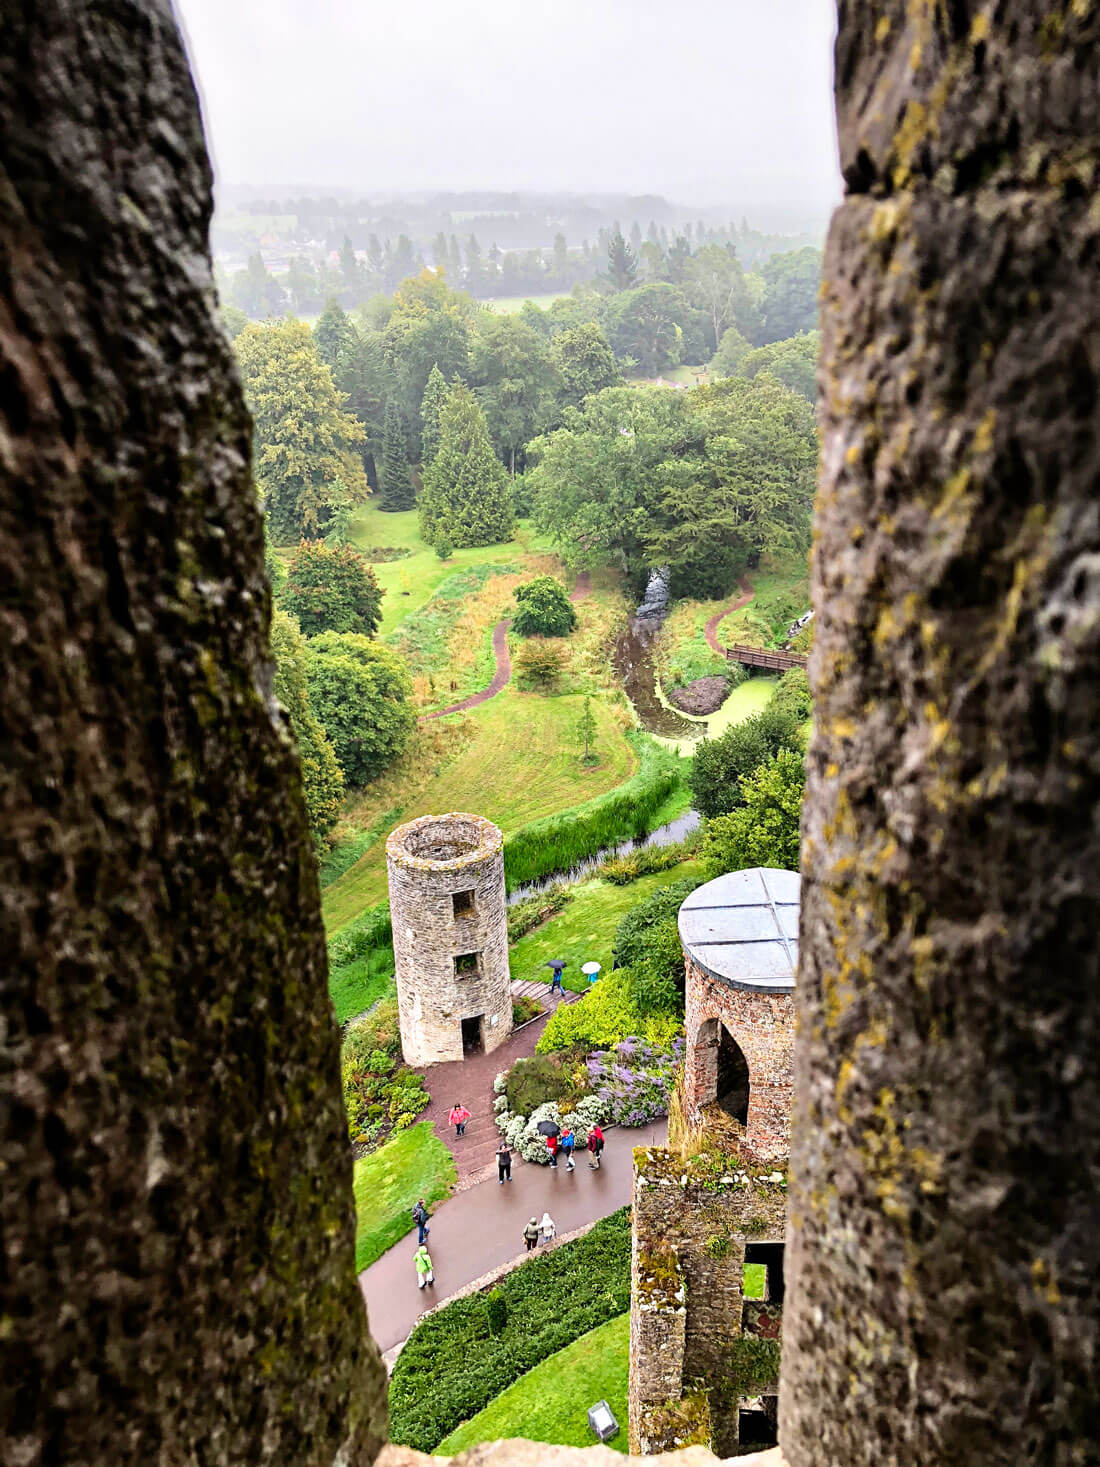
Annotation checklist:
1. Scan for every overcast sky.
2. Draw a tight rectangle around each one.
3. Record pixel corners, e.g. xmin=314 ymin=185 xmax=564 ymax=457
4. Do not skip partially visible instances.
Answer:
xmin=175 ymin=0 xmax=840 ymax=225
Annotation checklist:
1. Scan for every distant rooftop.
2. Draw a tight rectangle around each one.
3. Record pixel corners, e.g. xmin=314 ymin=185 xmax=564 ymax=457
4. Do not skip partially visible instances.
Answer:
xmin=678 ymin=867 xmax=800 ymax=993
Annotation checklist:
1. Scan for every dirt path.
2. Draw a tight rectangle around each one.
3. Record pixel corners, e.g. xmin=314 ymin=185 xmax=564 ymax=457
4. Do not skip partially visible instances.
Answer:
xmin=360 ymin=1116 xmax=667 ymax=1351
xmin=420 ymin=618 xmax=511 ymax=721
xmin=704 ymin=578 xmax=755 ymax=655
xmin=420 ymin=572 xmax=593 ymax=722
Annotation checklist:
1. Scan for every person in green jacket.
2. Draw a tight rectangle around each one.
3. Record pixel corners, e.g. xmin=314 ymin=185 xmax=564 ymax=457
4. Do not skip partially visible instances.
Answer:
xmin=414 ymin=1242 xmax=434 ymax=1289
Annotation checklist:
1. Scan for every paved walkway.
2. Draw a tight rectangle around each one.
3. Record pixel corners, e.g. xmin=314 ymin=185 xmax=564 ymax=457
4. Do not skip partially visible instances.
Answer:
xmin=704 ymin=579 xmax=755 ymax=655
xmin=360 ymin=1117 xmax=667 ymax=1351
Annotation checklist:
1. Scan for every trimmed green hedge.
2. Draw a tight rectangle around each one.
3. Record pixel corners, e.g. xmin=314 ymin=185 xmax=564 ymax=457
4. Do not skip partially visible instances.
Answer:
xmin=389 ymin=1208 xmax=632 ymax=1451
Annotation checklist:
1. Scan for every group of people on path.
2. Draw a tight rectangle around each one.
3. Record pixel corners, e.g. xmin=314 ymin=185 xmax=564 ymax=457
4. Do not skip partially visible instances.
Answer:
xmin=412 ymin=1099 xmax=608 ymax=1291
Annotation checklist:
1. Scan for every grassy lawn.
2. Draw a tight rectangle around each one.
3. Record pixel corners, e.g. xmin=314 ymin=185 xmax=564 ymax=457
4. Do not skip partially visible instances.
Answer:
xmin=330 ymin=946 xmax=395 ymax=1025
xmin=322 ymin=687 xmax=637 ymax=932
xmin=714 ymin=556 xmax=810 ymax=652
xmin=744 ymin=1263 xmax=767 ymax=1297
xmin=353 ymin=1122 xmax=457 ymax=1272
xmin=436 ymin=1313 xmax=631 ymax=1456
xmin=481 ymin=292 xmax=565 ymax=314
xmin=509 ymin=860 xmax=705 ymax=993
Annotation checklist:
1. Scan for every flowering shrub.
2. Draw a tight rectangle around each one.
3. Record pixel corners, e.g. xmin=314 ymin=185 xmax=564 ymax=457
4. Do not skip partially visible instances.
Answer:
xmin=536 ymin=966 xmax=682 ymax=1054
xmin=495 ymin=1096 xmax=609 ymax=1163
xmin=585 ymin=1036 xmax=685 ymax=1127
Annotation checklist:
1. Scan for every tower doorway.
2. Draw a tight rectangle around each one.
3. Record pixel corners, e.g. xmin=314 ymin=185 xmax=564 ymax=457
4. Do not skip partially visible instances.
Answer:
xmin=716 ymin=1025 xmax=750 ymax=1125
xmin=461 ymin=1015 xmax=484 ymax=1055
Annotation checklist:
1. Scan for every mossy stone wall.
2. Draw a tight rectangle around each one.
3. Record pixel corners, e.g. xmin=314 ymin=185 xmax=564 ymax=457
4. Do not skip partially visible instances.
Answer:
xmin=0 ymin=6 xmax=386 ymax=1464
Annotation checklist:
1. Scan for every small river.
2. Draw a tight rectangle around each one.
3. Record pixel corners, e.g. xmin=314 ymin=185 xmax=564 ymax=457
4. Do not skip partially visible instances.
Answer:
xmin=610 ymin=569 xmax=704 ymax=741
xmin=507 ymin=807 xmax=701 ymax=905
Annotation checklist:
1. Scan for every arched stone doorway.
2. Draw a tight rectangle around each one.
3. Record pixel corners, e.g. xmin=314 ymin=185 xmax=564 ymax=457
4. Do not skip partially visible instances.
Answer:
xmin=692 ymin=1017 xmax=751 ymax=1126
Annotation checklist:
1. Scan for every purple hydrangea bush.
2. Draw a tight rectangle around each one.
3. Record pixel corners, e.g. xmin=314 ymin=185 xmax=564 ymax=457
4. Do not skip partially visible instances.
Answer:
xmin=585 ymin=1036 xmax=684 ymax=1127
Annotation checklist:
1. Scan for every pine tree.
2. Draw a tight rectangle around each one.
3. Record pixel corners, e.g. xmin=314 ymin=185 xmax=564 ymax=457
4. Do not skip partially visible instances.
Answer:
xmin=419 ymin=364 xmax=449 ymax=465
xmin=605 ymin=226 xmax=638 ymax=291
xmin=380 ymin=401 xmax=415 ymax=510
xmin=577 ymin=695 xmax=598 ymax=765
xmin=313 ymin=299 xmax=357 ymax=373
xmin=419 ymin=385 xmax=514 ymax=549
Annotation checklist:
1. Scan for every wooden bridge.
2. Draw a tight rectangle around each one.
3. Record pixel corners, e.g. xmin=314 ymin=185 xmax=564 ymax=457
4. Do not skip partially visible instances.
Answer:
xmin=725 ymin=644 xmax=808 ymax=672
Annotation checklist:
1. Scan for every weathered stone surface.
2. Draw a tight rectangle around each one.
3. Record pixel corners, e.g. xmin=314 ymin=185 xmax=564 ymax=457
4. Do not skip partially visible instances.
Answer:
xmin=387 ymin=813 xmax=513 ymax=1065
xmin=784 ymin=7 xmax=1100 ymax=1467
xmin=0 ymin=5 xmax=385 ymax=1465
xmin=834 ymin=0 xmax=1100 ymax=195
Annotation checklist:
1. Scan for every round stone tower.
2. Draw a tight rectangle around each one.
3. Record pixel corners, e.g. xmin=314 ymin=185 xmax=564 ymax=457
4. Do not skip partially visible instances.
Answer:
xmin=677 ymin=866 xmax=799 ymax=1164
xmin=385 ymin=812 xmax=513 ymax=1066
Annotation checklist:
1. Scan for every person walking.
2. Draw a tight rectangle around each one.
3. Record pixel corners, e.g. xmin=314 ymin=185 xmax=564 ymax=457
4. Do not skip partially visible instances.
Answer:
xmin=546 ymin=1132 xmax=558 ymax=1168
xmin=497 ymin=1140 xmax=512 ymax=1184
xmin=523 ymin=1217 xmax=540 ymax=1252
xmin=412 ymin=1197 xmax=430 ymax=1243
xmin=548 ymin=961 xmax=565 ymax=996
xmin=587 ymin=1123 xmax=605 ymax=1169
xmin=414 ymin=1242 xmax=434 ymax=1290
xmin=539 ymin=1210 xmax=557 ymax=1247
xmin=560 ymin=1126 xmax=575 ymax=1171
xmin=448 ymin=1101 xmax=471 ymax=1137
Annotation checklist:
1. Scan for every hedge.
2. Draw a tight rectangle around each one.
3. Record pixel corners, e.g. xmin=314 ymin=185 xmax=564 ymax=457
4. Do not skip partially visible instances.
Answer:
xmin=388 ymin=1208 xmax=632 ymax=1451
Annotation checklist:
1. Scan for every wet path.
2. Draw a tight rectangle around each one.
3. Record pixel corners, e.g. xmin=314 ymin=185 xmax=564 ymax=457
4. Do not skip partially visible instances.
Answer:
xmin=704 ymin=580 xmax=755 ymax=654
xmin=360 ymin=1117 xmax=667 ymax=1351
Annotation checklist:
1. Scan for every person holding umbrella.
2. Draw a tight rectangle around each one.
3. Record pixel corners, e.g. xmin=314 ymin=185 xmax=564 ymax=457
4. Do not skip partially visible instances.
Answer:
xmin=537 ymin=1117 xmax=560 ymax=1166
xmin=581 ymin=961 xmax=602 ymax=988
xmin=545 ymin=959 xmax=567 ymax=997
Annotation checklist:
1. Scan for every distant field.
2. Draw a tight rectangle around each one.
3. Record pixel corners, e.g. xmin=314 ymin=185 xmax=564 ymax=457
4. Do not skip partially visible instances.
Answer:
xmin=481 ymin=293 xmax=564 ymax=314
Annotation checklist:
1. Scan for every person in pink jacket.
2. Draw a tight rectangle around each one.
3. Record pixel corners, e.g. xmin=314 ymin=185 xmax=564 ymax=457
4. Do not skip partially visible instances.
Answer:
xmin=448 ymin=1101 xmax=471 ymax=1137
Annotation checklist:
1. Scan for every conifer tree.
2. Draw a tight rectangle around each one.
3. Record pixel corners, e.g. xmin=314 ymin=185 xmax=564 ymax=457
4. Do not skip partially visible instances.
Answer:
xmin=380 ymin=400 xmax=414 ymax=510
xmin=269 ymin=609 xmax=344 ymax=842
xmin=419 ymin=385 xmax=514 ymax=549
xmin=605 ymin=226 xmax=638 ymax=291
xmin=419 ymin=364 xmax=448 ymax=465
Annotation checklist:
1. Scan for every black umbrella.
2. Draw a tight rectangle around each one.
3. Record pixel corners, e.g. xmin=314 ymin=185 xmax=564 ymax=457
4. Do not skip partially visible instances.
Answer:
xmin=537 ymin=1120 xmax=561 ymax=1136
xmin=545 ymin=959 xmax=567 ymax=972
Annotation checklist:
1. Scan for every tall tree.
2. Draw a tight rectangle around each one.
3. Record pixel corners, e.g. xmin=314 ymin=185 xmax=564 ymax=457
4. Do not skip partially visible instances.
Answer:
xmin=236 ymin=319 xmax=368 ymax=542
xmin=313 ymin=299 xmax=358 ymax=373
xmin=605 ymin=226 xmax=638 ymax=291
xmin=600 ymin=282 xmax=686 ymax=375
xmin=304 ymin=633 xmax=415 ymax=786
xmin=419 ymin=385 xmax=515 ymax=548
xmin=380 ymin=401 xmax=415 ymax=510
xmin=339 ymin=236 xmax=362 ymax=302
xmin=469 ymin=314 xmax=558 ymax=473
xmin=685 ymin=243 xmax=762 ymax=352
xmin=419 ymin=364 xmax=449 ymax=464
xmin=760 ymin=246 xmax=823 ymax=342
xmin=549 ymin=322 xmax=620 ymax=415
xmin=269 ymin=609 xmax=345 ymax=842
xmin=283 ymin=541 xmax=384 ymax=637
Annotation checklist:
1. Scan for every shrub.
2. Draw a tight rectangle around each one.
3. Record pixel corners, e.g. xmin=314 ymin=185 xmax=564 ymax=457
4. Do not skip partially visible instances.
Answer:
xmin=688 ymin=704 xmax=803 ymax=819
xmin=342 ymin=1014 xmax=428 ymax=1149
xmin=434 ymin=534 xmax=453 ymax=560
xmin=536 ymin=967 xmax=682 ymax=1054
xmin=504 ymin=1053 xmax=580 ymax=1117
xmin=389 ymin=1209 xmax=633 ymax=1451
xmin=505 ymin=884 xmax=573 ymax=942
xmin=585 ymin=1037 xmax=685 ymax=1127
xmin=511 ymin=576 xmax=578 ymax=638
xmin=305 ymin=631 xmax=415 ymax=785
xmin=772 ymin=665 xmax=812 ymax=722
xmin=514 ymin=637 xmax=568 ymax=688
xmin=598 ymin=839 xmax=693 ymax=885
xmin=283 ymin=540 xmax=384 ymax=637
xmin=700 ymin=748 xmax=805 ymax=876
xmin=512 ymin=995 xmax=544 ymax=1027
xmin=613 ymin=877 xmax=701 ymax=980
xmin=486 ymin=1290 xmax=508 ymax=1337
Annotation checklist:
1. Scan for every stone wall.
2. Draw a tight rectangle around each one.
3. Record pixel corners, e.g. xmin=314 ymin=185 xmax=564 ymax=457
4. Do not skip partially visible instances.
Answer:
xmin=0 ymin=4 xmax=386 ymax=1462
xmin=784 ymin=4 xmax=1100 ymax=1466
xmin=629 ymin=1147 xmax=788 ymax=1458
xmin=684 ymin=954 xmax=795 ymax=1165
xmin=387 ymin=813 xmax=512 ymax=1065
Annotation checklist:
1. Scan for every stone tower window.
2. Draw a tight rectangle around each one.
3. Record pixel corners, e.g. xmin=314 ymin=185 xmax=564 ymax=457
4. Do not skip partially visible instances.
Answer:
xmin=452 ymin=889 xmax=476 ymax=918
xmin=454 ymin=952 xmax=480 ymax=978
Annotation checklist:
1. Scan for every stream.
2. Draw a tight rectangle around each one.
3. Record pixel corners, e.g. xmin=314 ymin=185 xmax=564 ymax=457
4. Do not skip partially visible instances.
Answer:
xmin=610 ymin=568 xmax=705 ymax=741
xmin=506 ymin=807 xmax=701 ymax=905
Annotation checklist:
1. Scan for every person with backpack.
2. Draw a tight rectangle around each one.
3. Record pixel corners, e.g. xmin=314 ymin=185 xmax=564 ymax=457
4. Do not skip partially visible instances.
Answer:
xmin=560 ymin=1126 xmax=576 ymax=1172
xmin=539 ymin=1210 xmax=556 ymax=1247
xmin=448 ymin=1101 xmax=471 ymax=1137
xmin=587 ymin=1123 xmax=605 ymax=1169
xmin=412 ymin=1197 xmax=430 ymax=1243
xmin=496 ymin=1140 xmax=512 ymax=1184
xmin=523 ymin=1218 xmax=540 ymax=1252
xmin=414 ymin=1242 xmax=434 ymax=1290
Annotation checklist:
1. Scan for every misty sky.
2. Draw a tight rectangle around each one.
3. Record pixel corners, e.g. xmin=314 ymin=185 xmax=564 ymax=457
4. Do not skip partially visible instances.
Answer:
xmin=176 ymin=0 xmax=840 ymax=223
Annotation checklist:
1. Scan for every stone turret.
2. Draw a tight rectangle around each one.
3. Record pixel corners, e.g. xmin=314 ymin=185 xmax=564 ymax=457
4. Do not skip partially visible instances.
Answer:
xmin=386 ymin=812 xmax=513 ymax=1066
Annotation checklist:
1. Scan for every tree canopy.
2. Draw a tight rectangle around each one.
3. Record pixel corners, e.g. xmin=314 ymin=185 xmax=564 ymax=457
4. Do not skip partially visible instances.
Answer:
xmin=304 ymin=632 xmax=415 ymax=786
xmin=282 ymin=541 xmax=384 ymax=638
xmin=549 ymin=323 xmax=620 ymax=414
xmin=700 ymin=747 xmax=805 ymax=875
xmin=236 ymin=319 xmax=368 ymax=542
xmin=688 ymin=704 xmax=804 ymax=819
xmin=269 ymin=609 xmax=344 ymax=841
xmin=760 ymin=247 xmax=822 ymax=343
xmin=419 ymin=385 xmax=515 ymax=548
xmin=511 ymin=577 xmax=578 ymax=638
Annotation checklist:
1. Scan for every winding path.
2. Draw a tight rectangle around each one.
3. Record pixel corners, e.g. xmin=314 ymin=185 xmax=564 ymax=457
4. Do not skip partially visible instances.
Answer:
xmin=704 ymin=578 xmax=755 ymax=655
xmin=359 ymin=1116 xmax=667 ymax=1352
xmin=419 ymin=572 xmax=594 ymax=722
